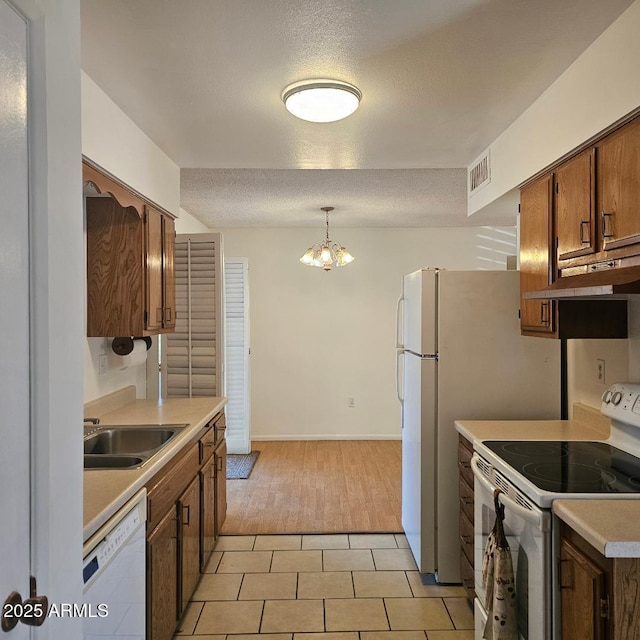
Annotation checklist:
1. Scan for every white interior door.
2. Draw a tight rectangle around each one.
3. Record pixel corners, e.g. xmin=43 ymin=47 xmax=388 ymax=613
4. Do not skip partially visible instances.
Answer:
xmin=0 ymin=2 xmax=31 ymax=636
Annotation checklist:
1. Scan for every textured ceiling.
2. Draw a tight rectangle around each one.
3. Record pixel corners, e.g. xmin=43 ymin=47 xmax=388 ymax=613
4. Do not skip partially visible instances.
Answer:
xmin=81 ymin=0 xmax=633 ymax=228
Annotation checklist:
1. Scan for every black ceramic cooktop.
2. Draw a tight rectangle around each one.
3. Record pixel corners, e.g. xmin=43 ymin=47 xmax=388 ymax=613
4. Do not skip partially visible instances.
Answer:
xmin=482 ymin=440 xmax=640 ymax=493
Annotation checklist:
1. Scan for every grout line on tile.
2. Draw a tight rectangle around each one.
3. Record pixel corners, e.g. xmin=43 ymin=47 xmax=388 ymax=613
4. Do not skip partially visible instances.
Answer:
xmin=237 ymin=573 xmax=246 ymax=600
xmin=442 ymin=597 xmax=455 ymax=629
xmin=370 ymin=549 xmax=377 ymax=570
xmin=257 ymin=599 xmax=266 ymax=633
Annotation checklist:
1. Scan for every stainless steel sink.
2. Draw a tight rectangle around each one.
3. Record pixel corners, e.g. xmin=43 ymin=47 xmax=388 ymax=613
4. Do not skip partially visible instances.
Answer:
xmin=84 ymin=454 xmax=146 ymax=469
xmin=83 ymin=424 xmax=187 ymax=470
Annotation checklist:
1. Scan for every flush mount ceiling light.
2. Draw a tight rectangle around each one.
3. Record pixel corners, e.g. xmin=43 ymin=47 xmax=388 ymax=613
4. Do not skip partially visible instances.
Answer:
xmin=300 ymin=207 xmax=355 ymax=271
xmin=282 ymin=80 xmax=361 ymax=123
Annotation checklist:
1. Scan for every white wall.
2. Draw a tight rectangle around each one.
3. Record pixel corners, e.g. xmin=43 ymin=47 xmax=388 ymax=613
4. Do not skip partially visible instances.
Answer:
xmin=176 ymin=206 xmax=211 ymax=233
xmin=219 ymin=226 xmax=516 ymax=439
xmin=469 ymin=0 xmax=640 ymax=215
xmin=81 ymin=72 xmax=184 ymax=401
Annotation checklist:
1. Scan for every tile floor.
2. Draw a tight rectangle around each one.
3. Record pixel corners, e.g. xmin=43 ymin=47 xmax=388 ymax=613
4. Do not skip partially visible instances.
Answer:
xmin=174 ymin=534 xmax=474 ymax=640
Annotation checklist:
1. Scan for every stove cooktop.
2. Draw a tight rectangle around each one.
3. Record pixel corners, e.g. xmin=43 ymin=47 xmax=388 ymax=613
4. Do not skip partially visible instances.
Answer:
xmin=482 ymin=440 xmax=640 ymax=494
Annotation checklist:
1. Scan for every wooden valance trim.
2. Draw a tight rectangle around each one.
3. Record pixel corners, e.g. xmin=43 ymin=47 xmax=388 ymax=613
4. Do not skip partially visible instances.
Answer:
xmin=82 ymin=160 xmax=145 ymax=218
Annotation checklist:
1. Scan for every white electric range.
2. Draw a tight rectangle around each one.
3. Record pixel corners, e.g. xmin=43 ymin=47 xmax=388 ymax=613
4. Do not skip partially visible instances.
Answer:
xmin=471 ymin=382 xmax=640 ymax=640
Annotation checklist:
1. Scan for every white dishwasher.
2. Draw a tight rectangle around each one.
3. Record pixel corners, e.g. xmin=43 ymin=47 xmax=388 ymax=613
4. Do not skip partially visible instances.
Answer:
xmin=83 ymin=489 xmax=147 ymax=639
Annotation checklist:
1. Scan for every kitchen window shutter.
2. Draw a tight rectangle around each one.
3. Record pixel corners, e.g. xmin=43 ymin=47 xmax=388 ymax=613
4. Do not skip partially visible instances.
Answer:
xmin=165 ymin=233 xmax=224 ymax=398
xmin=223 ymin=258 xmax=251 ymax=454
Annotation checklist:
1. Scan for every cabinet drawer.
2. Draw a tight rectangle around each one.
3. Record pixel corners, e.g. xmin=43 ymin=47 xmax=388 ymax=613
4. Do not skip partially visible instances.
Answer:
xmin=458 ymin=438 xmax=474 ymax=487
xmin=460 ymin=551 xmax=475 ymax=602
xmin=199 ymin=427 xmax=215 ymax=463
xmin=458 ymin=476 xmax=474 ymax=523
xmin=147 ymin=443 xmax=199 ymax=531
xmin=459 ymin=511 xmax=474 ymax=566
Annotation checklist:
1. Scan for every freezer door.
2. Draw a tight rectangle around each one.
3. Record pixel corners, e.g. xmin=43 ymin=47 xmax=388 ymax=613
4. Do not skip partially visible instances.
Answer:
xmin=403 ymin=269 xmax=437 ymax=356
xmin=401 ymin=354 xmax=437 ymax=573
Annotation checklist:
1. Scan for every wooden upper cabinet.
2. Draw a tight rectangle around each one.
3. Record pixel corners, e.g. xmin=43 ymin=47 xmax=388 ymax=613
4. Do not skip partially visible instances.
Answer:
xmin=84 ymin=161 xmax=176 ymax=337
xmin=596 ymin=116 xmax=640 ymax=256
xmin=555 ymin=148 xmax=596 ymax=262
xmin=519 ymin=174 xmax=557 ymax=336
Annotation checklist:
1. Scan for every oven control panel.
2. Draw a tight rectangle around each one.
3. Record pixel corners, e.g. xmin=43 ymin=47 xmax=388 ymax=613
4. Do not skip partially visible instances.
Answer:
xmin=601 ymin=382 xmax=640 ymax=423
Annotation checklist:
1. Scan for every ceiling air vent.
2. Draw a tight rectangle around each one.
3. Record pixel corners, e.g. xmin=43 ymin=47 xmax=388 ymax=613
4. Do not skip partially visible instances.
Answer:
xmin=468 ymin=150 xmax=491 ymax=195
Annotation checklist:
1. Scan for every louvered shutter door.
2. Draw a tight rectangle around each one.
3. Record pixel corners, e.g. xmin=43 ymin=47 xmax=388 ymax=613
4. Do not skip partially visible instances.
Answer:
xmin=224 ymin=258 xmax=250 ymax=454
xmin=166 ymin=234 xmax=223 ymax=397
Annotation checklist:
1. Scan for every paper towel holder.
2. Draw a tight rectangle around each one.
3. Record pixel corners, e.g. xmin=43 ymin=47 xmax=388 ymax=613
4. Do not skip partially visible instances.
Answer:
xmin=112 ymin=336 xmax=153 ymax=356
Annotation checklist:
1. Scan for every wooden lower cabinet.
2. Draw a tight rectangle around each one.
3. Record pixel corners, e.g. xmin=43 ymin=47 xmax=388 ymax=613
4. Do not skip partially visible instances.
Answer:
xmin=560 ymin=523 xmax=640 ymax=640
xmin=457 ymin=435 xmax=475 ymax=602
xmin=178 ymin=476 xmax=201 ymax=616
xmin=215 ymin=438 xmax=227 ymax=536
xmin=147 ymin=508 xmax=178 ymax=640
xmin=200 ymin=456 xmax=215 ymax=572
xmin=146 ymin=411 xmax=227 ymax=640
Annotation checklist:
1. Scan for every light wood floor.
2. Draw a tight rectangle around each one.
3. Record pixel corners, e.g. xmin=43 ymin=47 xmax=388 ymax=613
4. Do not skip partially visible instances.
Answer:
xmin=222 ymin=440 xmax=402 ymax=535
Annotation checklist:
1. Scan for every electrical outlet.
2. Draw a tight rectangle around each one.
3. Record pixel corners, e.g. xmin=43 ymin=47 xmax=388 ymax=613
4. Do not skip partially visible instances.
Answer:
xmin=597 ymin=358 xmax=605 ymax=384
xmin=347 ymin=397 xmax=355 ymax=408
xmin=98 ymin=353 xmax=108 ymax=376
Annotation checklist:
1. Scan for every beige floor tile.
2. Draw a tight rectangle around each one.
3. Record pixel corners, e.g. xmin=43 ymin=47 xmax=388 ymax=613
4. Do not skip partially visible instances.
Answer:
xmin=203 ymin=551 xmax=223 ymax=573
xmin=349 ymin=534 xmax=398 ymax=549
xmin=215 ymin=535 xmax=256 ymax=551
xmin=217 ymin=550 xmax=273 ymax=573
xmin=302 ymin=534 xmax=350 ymax=550
xmin=254 ymin=535 xmax=303 ymax=550
xmin=352 ymin=571 xmax=412 ymax=597
xmin=231 ymin=635 xmax=292 ymax=640
xmin=174 ymin=601 xmax=203 ymax=635
xmin=405 ymin=573 xmax=466 ymax=598
xmin=361 ymin=632 xmax=427 ymax=640
xmin=385 ymin=598 xmax=453 ymax=631
xmin=195 ymin=600 xmax=264 ymax=635
xmin=297 ymin=571 xmax=355 ymax=599
xmin=394 ymin=534 xmax=409 ymax=549
xmin=443 ymin=598 xmax=474 ymax=630
xmin=325 ymin=598 xmax=389 ymax=631
xmin=239 ymin=572 xmax=298 ymax=600
xmin=271 ymin=550 xmax=323 ymax=573
xmin=295 ymin=633 xmax=359 ymax=640
xmin=192 ymin=572 xmax=243 ymax=600
xmin=261 ymin=600 xmax=325 ymax=633
xmin=372 ymin=549 xmax=417 ymax=571
xmin=425 ymin=632 xmax=474 ymax=640
xmin=323 ymin=549 xmax=375 ymax=571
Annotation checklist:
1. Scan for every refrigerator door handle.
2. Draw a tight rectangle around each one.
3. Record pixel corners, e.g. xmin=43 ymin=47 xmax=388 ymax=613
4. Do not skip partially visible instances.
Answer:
xmin=395 ymin=294 xmax=404 ymax=349
xmin=396 ymin=350 xmax=404 ymax=404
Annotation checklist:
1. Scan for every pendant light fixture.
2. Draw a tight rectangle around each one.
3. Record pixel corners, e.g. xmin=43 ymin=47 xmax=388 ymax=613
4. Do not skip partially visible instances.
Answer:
xmin=282 ymin=80 xmax=361 ymax=123
xmin=300 ymin=207 xmax=355 ymax=271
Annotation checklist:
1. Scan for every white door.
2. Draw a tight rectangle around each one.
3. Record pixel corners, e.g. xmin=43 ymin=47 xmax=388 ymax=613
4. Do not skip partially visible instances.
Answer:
xmin=0 ymin=1 xmax=31 ymax=636
xmin=224 ymin=258 xmax=251 ymax=454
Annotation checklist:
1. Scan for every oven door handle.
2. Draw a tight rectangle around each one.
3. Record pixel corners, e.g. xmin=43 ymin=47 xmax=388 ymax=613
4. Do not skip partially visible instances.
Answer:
xmin=471 ymin=455 xmax=547 ymax=530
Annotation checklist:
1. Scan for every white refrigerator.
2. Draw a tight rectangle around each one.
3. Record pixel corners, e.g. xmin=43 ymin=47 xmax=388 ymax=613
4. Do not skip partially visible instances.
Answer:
xmin=396 ymin=269 xmax=560 ymax=582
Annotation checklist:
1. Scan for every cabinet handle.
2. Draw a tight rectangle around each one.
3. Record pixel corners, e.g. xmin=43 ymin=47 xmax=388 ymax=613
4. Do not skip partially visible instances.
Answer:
xmin=156 ymin=307 xmax=163 ymax=323
xmin=217 ymin=456 xmax=223 ymax=472
xmin=165 ymin=307 xmax=172 ymax=322
xmin=461 ymin=497 xmax=473 ymax=506
xmin=559 ymin=558 xmax=573 ymax=589
xmin=601 ymin=212 xmax=614 ymax=238
xmin=182 ymin=505 xmax=190 ymax=526
xmin=580 ymin=220 xmax=590 ymax=244
xmin=540 ymin=301 xmax=550 ymax=326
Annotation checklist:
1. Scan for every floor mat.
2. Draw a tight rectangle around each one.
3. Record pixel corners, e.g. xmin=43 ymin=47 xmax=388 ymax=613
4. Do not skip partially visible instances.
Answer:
xmin=226 ymin=450 xmax=260 ymax=479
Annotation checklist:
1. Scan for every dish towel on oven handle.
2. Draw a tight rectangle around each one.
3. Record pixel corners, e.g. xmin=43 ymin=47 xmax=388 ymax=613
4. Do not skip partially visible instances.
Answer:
xmin=481 ymin=489 xmax=517 ymax=640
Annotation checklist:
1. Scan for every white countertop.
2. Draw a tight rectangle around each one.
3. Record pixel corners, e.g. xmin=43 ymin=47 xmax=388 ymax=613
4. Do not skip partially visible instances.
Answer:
xmin=83 ymin=391 xmax=226 ymax=541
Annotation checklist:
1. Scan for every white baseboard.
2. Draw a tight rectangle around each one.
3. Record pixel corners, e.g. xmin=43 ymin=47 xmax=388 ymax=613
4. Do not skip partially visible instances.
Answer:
xmin=251 ymin=434 xmax=401 ymax=441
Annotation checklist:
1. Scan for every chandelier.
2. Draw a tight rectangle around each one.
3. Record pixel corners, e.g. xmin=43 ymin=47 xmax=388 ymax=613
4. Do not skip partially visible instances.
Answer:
xmin=300 ymin=207 xmax=355 ymax=271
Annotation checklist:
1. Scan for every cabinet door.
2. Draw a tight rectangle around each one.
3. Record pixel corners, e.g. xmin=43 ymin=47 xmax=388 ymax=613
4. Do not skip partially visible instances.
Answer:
xmin=597 ymin=117 xmax=640 ymax=255
xmin=147 ymin=507 xmax=178 ymax=640
xmin=519 ymin=174 xmax=556 ymax=335
xmin=163 ymin=215 xmax=176 ymax=330
xmin=556 ymin=149 xmax=596 ymax=261
xmin=200 ymin=457 xmax=215 ymax=572
xmin=560 ymin=538 xmax=606 ymax=640
xmin=214 ymin=439 xmax=227 ymax=536
xmin=146 ymin=206 xmax=164 ymax=331
xmin=178 ymin=476 xmax=201 ymax=616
